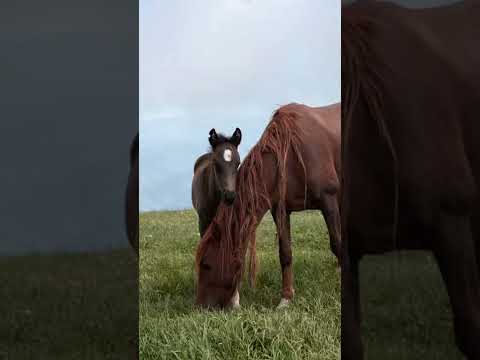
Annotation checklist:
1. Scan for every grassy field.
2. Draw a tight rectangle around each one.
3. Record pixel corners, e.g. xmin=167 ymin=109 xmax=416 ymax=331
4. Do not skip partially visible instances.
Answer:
xmin=0 ymin=249 xmax=138 ymax=360
xmin=140 ymin=209 xmax=465 ymax=360
xmin=360 ymin=252 xmax=464 ymax=359
xmin=140 ymin=210 xmax=341 ymax=360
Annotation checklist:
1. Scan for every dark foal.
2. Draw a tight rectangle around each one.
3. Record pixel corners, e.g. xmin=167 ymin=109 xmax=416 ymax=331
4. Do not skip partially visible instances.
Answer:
xmin=192 ymin=128 xmax=242 ymax=237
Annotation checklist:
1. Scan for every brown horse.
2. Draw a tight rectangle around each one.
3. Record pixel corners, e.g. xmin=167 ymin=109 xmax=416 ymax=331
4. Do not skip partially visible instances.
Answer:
xmin=192 ymin=128 xmax=242 ymax=237
xmin=126 ymin=132 xmax=139 ymax=255
xmin=196 ymin=103 xmax=341 ymax=309
xmin=342 ymin=2 xmax=480 ymax=359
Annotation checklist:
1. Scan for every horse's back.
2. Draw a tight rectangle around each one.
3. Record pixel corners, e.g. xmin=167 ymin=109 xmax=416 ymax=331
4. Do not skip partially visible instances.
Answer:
xmin=276 ymin=103 xmax=341 ymax=197
xmin=311 ymin=103 xmax=341 ymax=139
xmin=276 ymin=102 xmax=340 ymax=139
xmin=298 ymin=103 xmax=341 ymax=163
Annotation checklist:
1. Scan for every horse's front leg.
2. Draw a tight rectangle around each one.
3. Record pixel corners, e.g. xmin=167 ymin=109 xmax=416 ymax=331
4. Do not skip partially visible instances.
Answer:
xmin=272 ymin=206 xmax=294 ymax=308
xmin=322 ymin=192 xmax=341 ymax=267
xmin=433 ymin=212 xmax=480 ymax=359
xmin=342 ymin=249 xmax=363 ymax=360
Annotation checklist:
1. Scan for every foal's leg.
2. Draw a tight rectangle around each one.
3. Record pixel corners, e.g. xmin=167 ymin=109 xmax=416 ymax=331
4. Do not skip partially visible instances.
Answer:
xmin=342 ymin=246 xmax=364 ymax=360
xmin=321 ymin=193 xmax=342 ymax=266
xmin=272 ymin=206 xmax=294 ymax=308
xmin=433 ymin=213 xmax=480 ymax=359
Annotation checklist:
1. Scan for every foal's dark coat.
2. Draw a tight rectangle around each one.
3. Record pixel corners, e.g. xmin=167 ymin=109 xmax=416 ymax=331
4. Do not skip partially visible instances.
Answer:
xmin=342 ymin=2 xmax=480 ymax=359
xmin=192 ymin=129 xmax=241 ymax=236
xmin=126 ymin=132 xmax=139 ymax=255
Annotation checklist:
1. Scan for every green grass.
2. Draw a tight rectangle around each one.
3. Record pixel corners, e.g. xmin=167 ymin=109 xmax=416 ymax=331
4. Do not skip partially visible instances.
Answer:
xmin=0 ymin=249 xmax=138 ymax=360
xmin=140 ymin=209 xmax=465 ymax=360
xmin=140 ymin=210 xmax=341 ymax=360
xmin=360 ymin=252 xmax=465 ymax=359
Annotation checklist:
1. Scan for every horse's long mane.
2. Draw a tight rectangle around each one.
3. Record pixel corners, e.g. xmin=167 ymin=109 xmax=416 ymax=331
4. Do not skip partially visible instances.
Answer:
xmin=342 ymin=7 xmax=399 ymax=248
xmin=196 ymin=106 xmax=307 ymax=286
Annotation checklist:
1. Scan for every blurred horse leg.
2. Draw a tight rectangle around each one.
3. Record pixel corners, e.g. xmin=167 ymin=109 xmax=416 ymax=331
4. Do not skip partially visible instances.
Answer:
xmin=433 ymin=212 xmax=480 ymax=359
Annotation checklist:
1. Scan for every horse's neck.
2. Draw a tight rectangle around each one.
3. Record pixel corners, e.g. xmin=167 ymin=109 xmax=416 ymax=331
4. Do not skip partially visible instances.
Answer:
xmin=240 ymin=178 xmax=272 ymax=229
xmin=239 ymin=152 xmax=278 ymax=228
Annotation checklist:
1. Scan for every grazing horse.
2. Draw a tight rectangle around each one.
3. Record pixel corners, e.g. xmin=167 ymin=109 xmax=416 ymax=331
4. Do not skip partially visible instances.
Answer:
xmin=126 ymin=132 xmax=139 ymax=255
xmin=192 ymin=128 xmax=242 ymax=237
xmin=342 ymin=2 xmax=480 ymax=359
xmin=195 ymin=103 xmax=341 ymax=309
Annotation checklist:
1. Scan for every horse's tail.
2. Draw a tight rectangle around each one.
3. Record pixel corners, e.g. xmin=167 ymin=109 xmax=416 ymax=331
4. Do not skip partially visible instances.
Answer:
xmin=247 ymin=231 xmax=257 ymax=287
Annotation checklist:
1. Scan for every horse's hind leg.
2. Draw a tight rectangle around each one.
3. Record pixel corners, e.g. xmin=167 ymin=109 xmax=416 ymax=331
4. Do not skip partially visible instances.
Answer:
xmin=321 ymin=193 xmax=341 ymax=266
xmin=433 ymin=212 xmax=480 ymax=359
xmin=272 ymin=206 xmax=294 ymax=308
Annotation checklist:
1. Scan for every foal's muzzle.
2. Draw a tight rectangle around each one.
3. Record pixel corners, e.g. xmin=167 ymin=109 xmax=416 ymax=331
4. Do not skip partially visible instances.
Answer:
xmin=223 ymin=191 xmax=236 ymax=205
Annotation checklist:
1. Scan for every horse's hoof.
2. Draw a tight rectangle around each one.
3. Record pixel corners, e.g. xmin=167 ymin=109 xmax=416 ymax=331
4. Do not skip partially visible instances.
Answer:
xmin=230 ymin=290 xmax=240 ymax=309
xmin=276 ymin=298 xmax=291 ymax=309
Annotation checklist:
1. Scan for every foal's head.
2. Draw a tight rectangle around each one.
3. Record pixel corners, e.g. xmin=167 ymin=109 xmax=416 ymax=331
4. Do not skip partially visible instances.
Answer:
xmin=208 ymin=128 xmax=242 ymax=205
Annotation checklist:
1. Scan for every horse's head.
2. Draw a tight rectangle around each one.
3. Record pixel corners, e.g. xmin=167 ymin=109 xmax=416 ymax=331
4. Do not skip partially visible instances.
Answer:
xmin=208 ymin=128 xmax=242 ymax=205
xmin=195 ymin=227 xmax=242 ymax=309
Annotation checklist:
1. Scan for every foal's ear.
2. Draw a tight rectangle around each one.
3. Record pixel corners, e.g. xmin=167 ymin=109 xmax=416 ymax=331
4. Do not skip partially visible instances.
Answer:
xmin=209 ymin=128 xmax=218 ymax=147
xmin=231 ymin=128 xmax=242 ymax=147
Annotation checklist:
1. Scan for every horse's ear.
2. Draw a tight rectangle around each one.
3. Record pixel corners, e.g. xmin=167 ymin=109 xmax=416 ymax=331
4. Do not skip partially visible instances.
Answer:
xmin=209 ymin=128 xmax=218 ymax=147
xmin=231 ymin=128 xmax=242 ymax=147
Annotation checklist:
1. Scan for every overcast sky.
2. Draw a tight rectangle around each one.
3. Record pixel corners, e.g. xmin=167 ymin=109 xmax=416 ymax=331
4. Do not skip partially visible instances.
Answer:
xmin=0 ymin=1 xmax=136 ymax=254
xmin=140 ymin=0 xmax=341 ymax=211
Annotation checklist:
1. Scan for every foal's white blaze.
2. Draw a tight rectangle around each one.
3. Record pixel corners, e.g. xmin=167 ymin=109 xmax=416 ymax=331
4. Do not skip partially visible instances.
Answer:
xmin=230 ymin=289 xmax=240 ymax=309
xmin=223 ymin=149 xmax=233 ymax=162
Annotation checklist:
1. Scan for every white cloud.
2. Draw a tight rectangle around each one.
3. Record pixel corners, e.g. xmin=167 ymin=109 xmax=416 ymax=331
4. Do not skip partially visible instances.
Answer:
xmin=140 ymin=0 xmax=340 ymax=111
xmin=140 ymin=0 xmax=340 ymax=210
